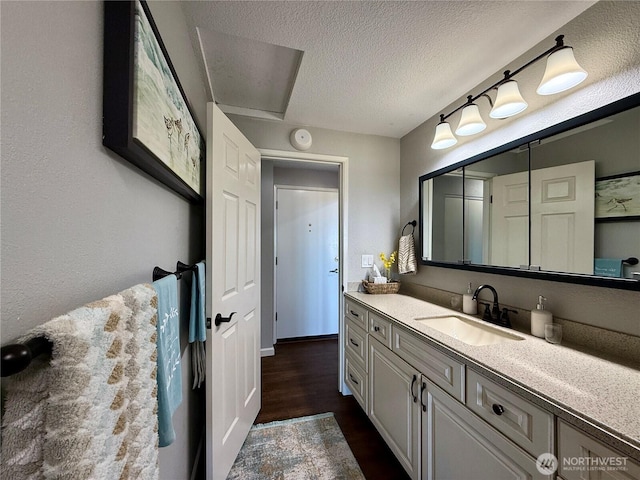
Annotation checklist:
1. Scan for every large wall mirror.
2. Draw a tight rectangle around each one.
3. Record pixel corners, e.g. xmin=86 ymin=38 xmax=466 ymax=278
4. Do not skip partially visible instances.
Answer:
xmin=420 ymin=93 xmax=640 ymax=291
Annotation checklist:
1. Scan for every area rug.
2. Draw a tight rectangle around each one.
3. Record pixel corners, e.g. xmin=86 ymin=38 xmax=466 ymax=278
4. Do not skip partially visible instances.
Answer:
xmin=227 ymin=412 xmax=365 ymax=480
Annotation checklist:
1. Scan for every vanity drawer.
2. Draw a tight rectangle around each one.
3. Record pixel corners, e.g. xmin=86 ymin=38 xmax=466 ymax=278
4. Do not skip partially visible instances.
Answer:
xmin=345 ymin=298 xmax=368 ymax=330
xmin=558 ymin=420 xmax=640 ymax=480
xmin=345 ymin=351 xmax=367 ymax=412
xmin=393 ymin=324 xmax=465 ymax=402
xmin=369 ymin=311 xmax=393 ymax=349
xmin=344 ymin=317 xmax=367 ymax=371
xmin=466 ymin=369 xmax=553 ymax=457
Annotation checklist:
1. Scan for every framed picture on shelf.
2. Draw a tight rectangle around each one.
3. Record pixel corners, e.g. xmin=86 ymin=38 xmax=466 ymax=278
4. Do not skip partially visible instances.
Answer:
xmin=595 ymin=171 xmax=640 ymax=221
xmin=103 ymin=0 xmax=204 ymax=202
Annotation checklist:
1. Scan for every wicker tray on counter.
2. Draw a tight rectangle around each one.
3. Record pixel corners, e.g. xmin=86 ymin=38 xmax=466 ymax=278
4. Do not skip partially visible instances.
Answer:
xmin=362 ymin=280 xmax=400 ymax=294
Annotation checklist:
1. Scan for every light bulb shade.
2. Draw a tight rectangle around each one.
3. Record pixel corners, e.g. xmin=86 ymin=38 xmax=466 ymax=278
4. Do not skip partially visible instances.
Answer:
xmin=536 ymin=47 xmax=587 ymax=95
xmin=490 ymin=81 xmax=528 ymax=118
xmin=431 ymin=121 xmax=457 ymax=150
xmin=455 ymin=104 xmax=486 ymax=136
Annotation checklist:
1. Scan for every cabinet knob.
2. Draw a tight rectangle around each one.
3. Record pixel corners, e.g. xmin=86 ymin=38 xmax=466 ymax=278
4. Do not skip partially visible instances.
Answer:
xmin=373 ymin=325 xmax=380 ymax=332
xmin=492 ymin=403 xmax=505 ymax=415
xmin=350 ymin=310 xmax=359 ymax=317
xmin=349 ymin=338 xmax=359 ymax=347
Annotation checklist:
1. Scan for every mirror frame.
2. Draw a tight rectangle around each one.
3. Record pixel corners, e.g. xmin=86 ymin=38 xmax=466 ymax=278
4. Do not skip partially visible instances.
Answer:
xmin=419 ymin=92 xmax=640 ymax=292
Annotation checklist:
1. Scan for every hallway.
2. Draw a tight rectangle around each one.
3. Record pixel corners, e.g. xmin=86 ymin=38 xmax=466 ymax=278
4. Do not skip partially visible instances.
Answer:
xmin=257 ymin=337 xmax=409 ymax=480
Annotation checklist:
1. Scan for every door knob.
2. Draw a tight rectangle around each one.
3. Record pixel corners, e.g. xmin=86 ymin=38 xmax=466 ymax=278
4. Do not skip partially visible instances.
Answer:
xmin=329 ymin=268 xmax=339 ymax=273
xmin=215 ymin=312 xmax=236 ymax=327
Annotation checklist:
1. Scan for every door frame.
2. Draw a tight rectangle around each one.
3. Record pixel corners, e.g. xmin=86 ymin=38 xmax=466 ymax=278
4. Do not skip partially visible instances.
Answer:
xmin=259 ymin=149 xmax=349 ymax=394
xmin=273 ymin=185 xmax=340 ymax=343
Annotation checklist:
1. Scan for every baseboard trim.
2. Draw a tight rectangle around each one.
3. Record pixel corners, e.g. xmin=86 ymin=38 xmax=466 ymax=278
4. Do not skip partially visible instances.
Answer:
xmin=261 ymin=347 xmax=275 ymax=357
xmin=277 ymin=334 xmax=338 ymax=344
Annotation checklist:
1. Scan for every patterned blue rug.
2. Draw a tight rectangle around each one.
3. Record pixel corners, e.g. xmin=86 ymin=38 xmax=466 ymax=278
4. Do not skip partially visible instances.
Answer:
xmin=227 ymin=413 xmax=365 ymax=479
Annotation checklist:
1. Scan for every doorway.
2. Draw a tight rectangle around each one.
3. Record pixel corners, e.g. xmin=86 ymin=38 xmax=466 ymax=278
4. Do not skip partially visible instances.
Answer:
xmin=259 ymin=149 xmax=350 ymax=393
xmin=275 ymin=187 xmax=339 ymax=340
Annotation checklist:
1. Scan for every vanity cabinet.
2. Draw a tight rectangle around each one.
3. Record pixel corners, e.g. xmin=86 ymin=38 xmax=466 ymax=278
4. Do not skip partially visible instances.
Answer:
xmin=343 ymin=295 xmax=638 ymax=480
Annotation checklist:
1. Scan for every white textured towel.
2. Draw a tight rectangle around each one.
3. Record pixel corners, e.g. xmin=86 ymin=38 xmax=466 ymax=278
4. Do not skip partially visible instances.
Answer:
xmin=398 ymin=234 xmax=417 ymax=275
xmin=1 ymin=284 xmax=160 ymax=480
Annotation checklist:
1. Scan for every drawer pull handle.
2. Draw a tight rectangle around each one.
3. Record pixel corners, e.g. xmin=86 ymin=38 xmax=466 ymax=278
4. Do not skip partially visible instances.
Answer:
xmin=350 ymin=310 xmax=359 ymax=317
xmin=420 ymin=382 xmax=427 ymax=412
xmin=492 ymin=403 xmax=505 ymax=415
xmin=349 ymin=338 xmax=359 ymax=347
xmin=373 ymin=325 xmax=381 ymax=332
xmin=411 ymin=374 xmax=418 ymax=403
xmin=349 ymin=374 xmax=359 ymax=385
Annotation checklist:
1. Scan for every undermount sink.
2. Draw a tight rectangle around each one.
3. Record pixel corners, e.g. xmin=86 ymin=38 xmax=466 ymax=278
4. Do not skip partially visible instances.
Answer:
xmin=415 ymin=315 xmax=524 ymax=346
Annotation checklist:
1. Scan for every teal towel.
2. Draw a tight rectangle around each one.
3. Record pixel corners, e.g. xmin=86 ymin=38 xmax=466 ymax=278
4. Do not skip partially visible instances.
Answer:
xmin=594 ymin=258 xmax=623 ymax=278
xmin=189 ymin=262 xmax=206 ymax=343
xmin=152 ymin=275 xmax=183 ymax=447
xmin=189 ymin=262 xmax=206 ymax=388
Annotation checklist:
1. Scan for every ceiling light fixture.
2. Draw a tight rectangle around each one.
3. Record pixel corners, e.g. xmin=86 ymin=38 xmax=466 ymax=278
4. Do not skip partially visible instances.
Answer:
xmin=431 ymin=35 xmax=587 ymax=150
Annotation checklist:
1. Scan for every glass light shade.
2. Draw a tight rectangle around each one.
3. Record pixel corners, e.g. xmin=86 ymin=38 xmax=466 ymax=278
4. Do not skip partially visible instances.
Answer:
xmin=455 ymin=104 xmax=486 ymax=136
xmin=536 ymin=47 xmax=587 ymax=95
xmin=431 ymin=121 xmax=457 ymax=150
xmin=490 ymin=81 xmax=528 ymax=118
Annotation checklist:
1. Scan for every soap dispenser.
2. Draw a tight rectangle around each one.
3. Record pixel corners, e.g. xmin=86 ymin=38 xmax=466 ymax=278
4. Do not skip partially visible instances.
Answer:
xmin=462 ymin=283 xmax=477 ymax=315
xmin=531 ymin=296 xmax=552 ymax=338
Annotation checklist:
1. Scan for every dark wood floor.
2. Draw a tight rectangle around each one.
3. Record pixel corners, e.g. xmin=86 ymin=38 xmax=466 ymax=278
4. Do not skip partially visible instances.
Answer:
xmin=257 ymin=337 xmax=410 ymax=480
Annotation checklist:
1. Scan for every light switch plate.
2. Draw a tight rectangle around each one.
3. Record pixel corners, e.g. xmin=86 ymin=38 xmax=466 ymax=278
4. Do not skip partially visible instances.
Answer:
xmin=361 ymin=254 xmax=374 ymax=268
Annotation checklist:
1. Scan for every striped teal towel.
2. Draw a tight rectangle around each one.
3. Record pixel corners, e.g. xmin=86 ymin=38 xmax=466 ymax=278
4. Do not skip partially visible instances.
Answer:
xmin=152 ymin=275 xmax=183 ymax=447
xmin=190 ymin=262 xmax=206 ymax=388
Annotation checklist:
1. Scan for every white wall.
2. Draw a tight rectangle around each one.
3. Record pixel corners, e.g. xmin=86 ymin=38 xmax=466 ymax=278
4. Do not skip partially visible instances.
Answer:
xmin=0 ymin=2 xmax=207 ymax=478
xmin=400 ymin=1 xmax=640 ymax=336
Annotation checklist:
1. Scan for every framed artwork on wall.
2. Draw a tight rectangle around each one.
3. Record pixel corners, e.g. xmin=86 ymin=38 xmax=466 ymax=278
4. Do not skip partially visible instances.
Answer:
xmin=595 ymin=171 xmax=640 ymax=221
xmin=103 ymin=0 xmax=204 ymax=202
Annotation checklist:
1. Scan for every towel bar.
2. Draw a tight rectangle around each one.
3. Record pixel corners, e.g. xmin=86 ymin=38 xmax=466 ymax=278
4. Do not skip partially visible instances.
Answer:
xmin=152 ymin=261 xmax=199 ymax=282
xmin=1 ymin=336 xmax=52 ymax=377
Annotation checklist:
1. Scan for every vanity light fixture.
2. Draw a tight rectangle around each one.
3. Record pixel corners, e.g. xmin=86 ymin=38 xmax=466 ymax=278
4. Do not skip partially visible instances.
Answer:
xmin=431 ymin=35 xmax=587 ymax=149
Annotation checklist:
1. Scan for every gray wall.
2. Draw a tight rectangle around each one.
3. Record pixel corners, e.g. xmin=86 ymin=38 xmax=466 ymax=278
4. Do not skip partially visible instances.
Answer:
xmin=230 ymin=115 xmax=401 ymax=285
xmin=400 ymin=1 xmax=640 ymax=336
xmin=0 ymin=2 xmax=206 ymax=478
xmin=231 ymin=116 xmax=401 ymax=349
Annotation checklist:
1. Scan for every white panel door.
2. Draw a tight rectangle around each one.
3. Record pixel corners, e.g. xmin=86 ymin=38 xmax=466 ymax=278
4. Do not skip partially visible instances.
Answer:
xmin=531 ymin=160 xmax=595 ymax=274
xmin=490 ymin=171 xmax=529 ymax=267
xmin=275 ymin=187 xmax=339 ymax=339
xmin=205 ymin=103 xmax=261 ymax=480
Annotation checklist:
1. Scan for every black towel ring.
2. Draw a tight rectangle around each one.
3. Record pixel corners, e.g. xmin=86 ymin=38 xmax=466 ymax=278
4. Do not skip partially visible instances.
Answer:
xmin=401 ymin=220 xmax=417 ymax=236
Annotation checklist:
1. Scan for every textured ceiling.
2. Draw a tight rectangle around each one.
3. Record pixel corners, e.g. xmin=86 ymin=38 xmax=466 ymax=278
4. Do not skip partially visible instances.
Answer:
xmin=181 ymin=1 xmax=596 ymax=138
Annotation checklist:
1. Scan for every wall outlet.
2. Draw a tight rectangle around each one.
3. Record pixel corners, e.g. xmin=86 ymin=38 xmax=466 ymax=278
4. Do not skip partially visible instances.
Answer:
xmin=361 ymin=254 xmax=374 ymax=268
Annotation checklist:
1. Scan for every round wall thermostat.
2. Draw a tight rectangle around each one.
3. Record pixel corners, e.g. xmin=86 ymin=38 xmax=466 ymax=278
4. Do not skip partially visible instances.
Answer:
xmin=290 ymin=128 xmax=312 ymax=151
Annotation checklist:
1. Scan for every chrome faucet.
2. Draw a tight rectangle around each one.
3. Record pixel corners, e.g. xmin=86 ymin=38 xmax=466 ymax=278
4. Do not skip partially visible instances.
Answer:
xmin=472 ymin=284 xmax=514 ymax=328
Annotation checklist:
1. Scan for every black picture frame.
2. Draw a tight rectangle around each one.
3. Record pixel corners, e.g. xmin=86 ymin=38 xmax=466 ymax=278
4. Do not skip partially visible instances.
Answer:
xmin=595 ymin=171 xmax=640 ymax=222
xmin=103 ymin=0 xmax=204 ymax=202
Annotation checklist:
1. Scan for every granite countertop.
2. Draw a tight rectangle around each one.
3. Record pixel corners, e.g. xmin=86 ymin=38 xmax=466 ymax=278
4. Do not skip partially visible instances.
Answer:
xmin=345 ymin=292 xmax=640 ymax=462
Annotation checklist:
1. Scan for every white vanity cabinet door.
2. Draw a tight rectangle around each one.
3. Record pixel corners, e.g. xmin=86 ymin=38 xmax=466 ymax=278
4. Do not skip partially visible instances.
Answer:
xmin=466 ymin=369 xmax=553 ymax=458
xmin=345 ymin=298 xmax=368 ymax=330
xmin=369 ymin=337 xmax=421 ymax=480
xmin=424 ymin=379 xmax=550 ymax=480
xmin=558 ymin=420 xmax=640 ymax=480
xmin=393 ymin=324 xmax=465 ymax=402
